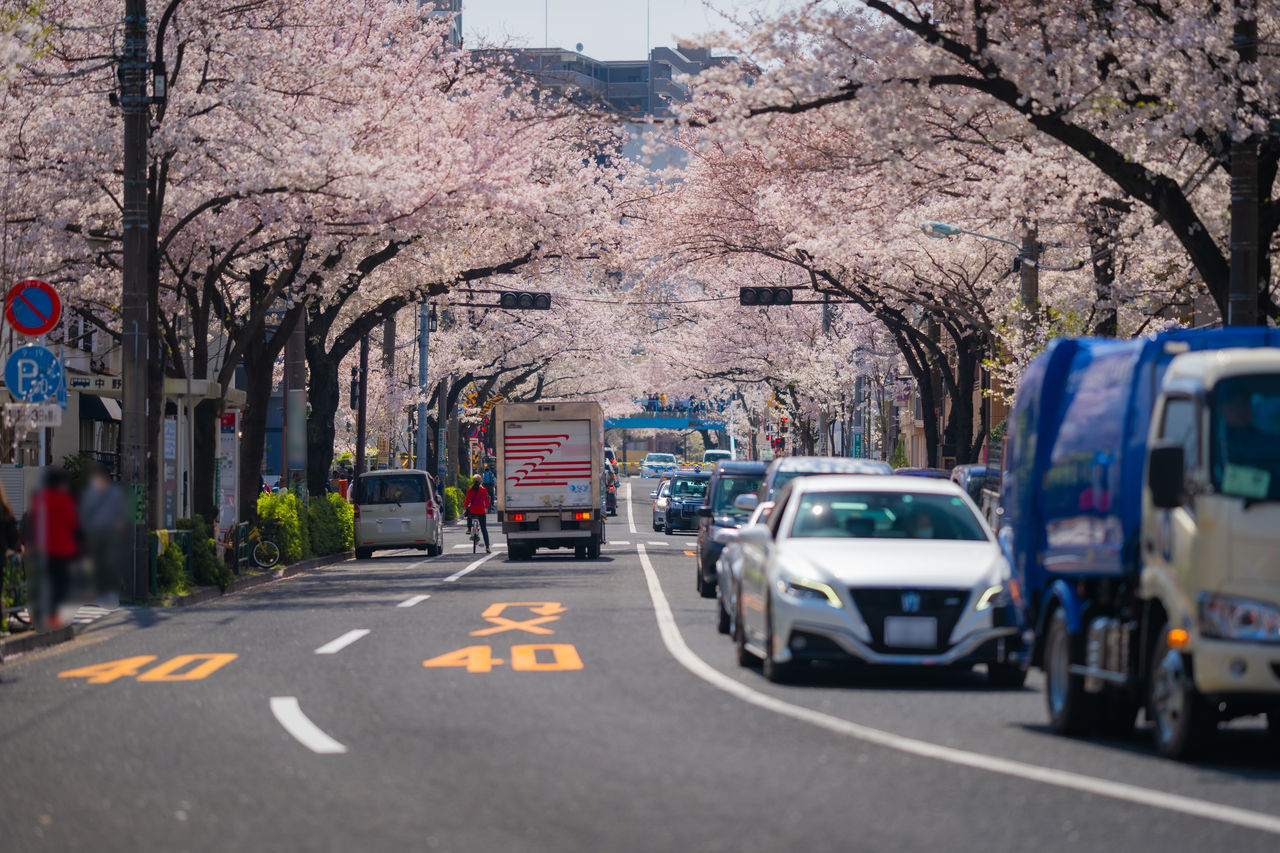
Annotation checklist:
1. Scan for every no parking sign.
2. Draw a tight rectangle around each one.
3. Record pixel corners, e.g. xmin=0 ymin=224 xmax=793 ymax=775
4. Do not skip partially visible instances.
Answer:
xmin=4 ymin=279 xmax=62 ymax=337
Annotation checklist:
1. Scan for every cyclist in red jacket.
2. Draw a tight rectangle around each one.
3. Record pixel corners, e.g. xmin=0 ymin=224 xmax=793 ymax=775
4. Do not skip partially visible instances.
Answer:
xmin=464 ymin=475 xmax=491 ymax=553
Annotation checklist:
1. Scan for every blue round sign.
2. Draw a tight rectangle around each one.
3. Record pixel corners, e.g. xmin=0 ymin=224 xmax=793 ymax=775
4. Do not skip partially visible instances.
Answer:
xmin=4 ymin=344 xmax=63 ymax=403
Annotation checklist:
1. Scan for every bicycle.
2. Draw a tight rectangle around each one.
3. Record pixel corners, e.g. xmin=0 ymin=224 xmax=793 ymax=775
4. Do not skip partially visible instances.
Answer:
xmin=467 ymin=515 xmax=482 ymax=554
xmin=248 ymin=525 xmax=281 ymax=568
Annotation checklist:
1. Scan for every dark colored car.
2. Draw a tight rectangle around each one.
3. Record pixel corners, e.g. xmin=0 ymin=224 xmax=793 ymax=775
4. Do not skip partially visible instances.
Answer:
xmin=949 ymin=463 xmax=991 ymax=502
xmin=893 ymin=467 xmax=952 ymax=479
xmin=663 ymin=471 xmax=711 ymax=534
xmin=694 ymin=461 xmax=767 ymax=599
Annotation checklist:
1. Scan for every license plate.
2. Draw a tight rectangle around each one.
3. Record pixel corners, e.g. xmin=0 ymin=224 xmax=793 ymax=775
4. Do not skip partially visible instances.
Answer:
xmin=883 ymin=616 xmax=937 ymax=648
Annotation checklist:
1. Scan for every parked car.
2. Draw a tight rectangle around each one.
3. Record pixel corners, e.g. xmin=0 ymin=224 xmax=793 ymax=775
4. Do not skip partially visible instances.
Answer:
xmin=663 ymin=471 xmax=711 ymax=534
xmin=640 ymin=452 xmax=679 ymax=478
xmin=351 ymin=469 xmax=444 ymax=560
xmin=650 ymin=478 xmax=672 ymax=531
xmin=949 ymin=464 xmax=990 ymax=503
xmin=702 ymin=449 xmax=733 ymax=465
xmin=758 ymin=456 xmax=892 ymax=503
xmin=893 ymin=467 xmax=951 ymax=479
xmin=733 ymin=475 xmax=1023 ymax=685
xmin=694 ymin=460 xmax=767 ymax=600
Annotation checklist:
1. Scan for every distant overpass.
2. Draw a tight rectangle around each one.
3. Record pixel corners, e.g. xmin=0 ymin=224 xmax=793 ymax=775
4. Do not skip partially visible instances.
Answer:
xmin=604 ymin=415 xmax=727 ymax=431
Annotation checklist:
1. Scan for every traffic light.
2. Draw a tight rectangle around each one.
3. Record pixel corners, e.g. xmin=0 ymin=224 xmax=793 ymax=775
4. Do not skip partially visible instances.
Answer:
xmin=779 ymin=417 xmax=788 ymax=435
xmin=349 ymin=367 xmax=358 ymax=409
xmin=739 ymin=287 xmax=795 ymax=306
xmin=499 ymin=291 xmax=552 ymax=310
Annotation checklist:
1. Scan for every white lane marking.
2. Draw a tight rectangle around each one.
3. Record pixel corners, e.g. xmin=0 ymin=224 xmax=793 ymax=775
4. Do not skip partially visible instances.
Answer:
xmin=314 ymin=629 xmax=370 ymax=655
xmin=611 ymin=540 xmax=631 ymax=546
xmin=445 ymin=550 xmax=499 ymax=582
xmin=634 ymin=545 xmax=1280 ymax=837
xmin=625 ymin=481 xmax=637 ymax=534
xmin=646 ymin=541 xmax=669 ymax=547
xmin=397 ymin=594 xmax=431 ymax=608
xmin=453 ymin=542 xmax=506 ymax=551
xmin=269 ymin=697 xmax=348 ymax=754
xmin=451 ymin=544 xmax=470 ymax=550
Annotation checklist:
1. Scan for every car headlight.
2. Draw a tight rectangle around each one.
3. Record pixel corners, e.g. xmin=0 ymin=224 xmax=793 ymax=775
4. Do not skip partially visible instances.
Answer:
xmin=975 ymin=584 xmax=1010 ymax=611
xmin=776 ymin=573 xmax=842 ymax=608
xmin=1198 ymin=592 xmax=1280 ymax=642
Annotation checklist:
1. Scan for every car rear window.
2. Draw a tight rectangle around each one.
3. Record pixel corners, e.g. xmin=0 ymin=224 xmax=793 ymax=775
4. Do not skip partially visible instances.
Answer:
xmin=713 ymin=475 xmax=763 ymax=514
xmin=355 ymin=475 xmax=427 ymax=505
xmin=671 ymin=477 xmax=708 ymax=499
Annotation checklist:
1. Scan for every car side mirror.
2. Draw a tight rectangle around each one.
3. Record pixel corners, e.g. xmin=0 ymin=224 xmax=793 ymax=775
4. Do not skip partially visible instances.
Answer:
xmin=649 ymin=491 xmax=658 ymax=499
xmin=696 ymin=506 xmax=712 ymax=518
xmin=733 ymin=493 xmax=759 ymax=512
xmin=1148 ymin=443 xmax=1185 ymax=509
xmin=737 ymin=524 xmax=773 ymax=547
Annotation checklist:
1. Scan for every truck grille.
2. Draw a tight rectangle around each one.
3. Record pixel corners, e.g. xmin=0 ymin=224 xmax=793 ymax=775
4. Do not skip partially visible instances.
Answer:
xmin=849 ymin=588 xmax=969 ymax=654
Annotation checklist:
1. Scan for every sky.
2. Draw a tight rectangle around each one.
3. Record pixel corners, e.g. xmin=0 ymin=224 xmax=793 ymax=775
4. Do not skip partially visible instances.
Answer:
xmin=462 ymin=0 xmax=752 ymax=61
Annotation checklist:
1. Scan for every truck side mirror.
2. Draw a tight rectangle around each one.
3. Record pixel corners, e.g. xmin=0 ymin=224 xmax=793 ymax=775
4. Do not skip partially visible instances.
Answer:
xmin=1148 ymin=443 xmax=1185 ymax=509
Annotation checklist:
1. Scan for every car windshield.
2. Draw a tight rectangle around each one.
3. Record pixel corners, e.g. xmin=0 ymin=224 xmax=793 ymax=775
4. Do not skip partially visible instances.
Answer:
xmin=355 ymin=475 xmax=426 ymax=505
xmin=788 ymin=490 xmax=988 ymax=541
xmin=648 ymin=454 xmax=676 ymax=463
xmin=671 ymin=477 xmax=708 ymax=499
xmin=1212 ymin=375 xmax=1280 ymax=501
xmin=713 ymin=475 xmax=763 ymax=515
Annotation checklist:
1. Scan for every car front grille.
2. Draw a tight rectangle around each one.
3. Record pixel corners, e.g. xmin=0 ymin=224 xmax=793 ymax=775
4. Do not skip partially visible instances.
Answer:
xmin=849 ymin=588 xmax=970 ymax=654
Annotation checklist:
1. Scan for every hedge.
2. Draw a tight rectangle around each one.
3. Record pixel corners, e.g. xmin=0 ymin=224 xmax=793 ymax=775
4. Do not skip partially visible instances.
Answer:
xmin=443 ymin=486 xmax=464 ymax=522
xmin=309 ymin=492 xmax=354 ymax=555
xmin=257 ymin=490 xmax=308 ymax=565
xmin=176 ymin=515 xmax=233 ymax=590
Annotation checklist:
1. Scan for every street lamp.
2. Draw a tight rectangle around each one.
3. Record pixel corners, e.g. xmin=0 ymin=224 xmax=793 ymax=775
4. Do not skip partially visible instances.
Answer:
xmin=921 ymin=220 xmax=1043 ymax=332
xmin=920 ymin=221 xmax=1022 ymax=250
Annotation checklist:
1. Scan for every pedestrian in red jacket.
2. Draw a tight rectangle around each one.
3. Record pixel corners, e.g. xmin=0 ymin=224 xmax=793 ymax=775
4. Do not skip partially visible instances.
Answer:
xmin=26 ymin=468 xmax=81 ymax=628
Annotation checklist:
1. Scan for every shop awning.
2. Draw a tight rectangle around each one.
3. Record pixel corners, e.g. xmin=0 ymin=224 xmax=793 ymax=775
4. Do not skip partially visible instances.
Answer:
xmin=79 ymin=394 xmax=122 ymax=421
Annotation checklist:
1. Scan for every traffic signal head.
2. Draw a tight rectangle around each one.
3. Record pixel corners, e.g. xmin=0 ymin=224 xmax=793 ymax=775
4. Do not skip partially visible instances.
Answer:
xmin=780 ymin=417 xmax=788 ymax=435
xmin=739 ymin=287 xmax=795 ymax=307
xmin=499 ymin=291 xmax=552 ymax=310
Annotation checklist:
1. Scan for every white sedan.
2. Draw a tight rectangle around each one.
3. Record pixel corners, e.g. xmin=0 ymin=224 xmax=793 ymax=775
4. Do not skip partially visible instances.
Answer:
xmin=733 ymin=475 xmax=1025 ymax=685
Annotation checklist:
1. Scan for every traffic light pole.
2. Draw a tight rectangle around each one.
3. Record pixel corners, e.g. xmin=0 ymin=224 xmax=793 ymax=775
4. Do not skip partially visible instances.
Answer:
xmin=120 ymin=0 xmax=150 ymax=601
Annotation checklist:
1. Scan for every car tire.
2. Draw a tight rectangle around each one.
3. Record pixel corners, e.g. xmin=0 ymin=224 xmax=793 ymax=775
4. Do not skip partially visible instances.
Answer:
xmin=762 ymin=594 xmax=800 ymax=684
xmin=1149 ymin=624 xmax=1213 ymax=759
xmin=354 ymin=547 xmax=372 ymax=561
xmin=695 ymin=569 xmax=704 ymax=595
xmin=698 ymin=564 xmax=716 ymax=600
xmin=734 ymin=600 xmax=757 ymax=667
xmin=716 ymin=594 xmax=731 ymax=635
xmin=663 ymin=518 xmax=672 ymax=535
xmin=1268 ymin=709 xmax=1280 ymax=739
xmin=1044 ymin=608 xmax=1098 ymax=735
xmin=986 ymin=661 xmax=1027 ymax=689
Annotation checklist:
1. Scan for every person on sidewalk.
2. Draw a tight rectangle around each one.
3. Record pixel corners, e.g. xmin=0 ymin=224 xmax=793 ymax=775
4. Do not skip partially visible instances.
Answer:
xmin=25 ymin=468 xmax=82 ymax=629
xmin=464 ymin=475 xmax=491 ymax=553
xmin=78 ymin=463 xmax=127 ymax=606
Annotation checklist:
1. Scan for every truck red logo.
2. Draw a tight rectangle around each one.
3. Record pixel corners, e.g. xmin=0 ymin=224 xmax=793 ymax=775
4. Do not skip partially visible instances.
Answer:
xmin=504 ymin=434 xmax=592 ymax=486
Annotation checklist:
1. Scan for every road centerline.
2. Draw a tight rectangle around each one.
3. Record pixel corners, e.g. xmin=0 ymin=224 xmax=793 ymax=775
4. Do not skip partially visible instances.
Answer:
xmin=269 ymin=697 xmax=348 ymax=754
xmin=397 ymin=594 xmax=431 ymax=608
xmin=445 ymin=551 xmax=499 ymax=583
xmin=634 ymin=544 xmax=1280 ymax=838
xmin=314 ymin=629 xmax=370 ymax=655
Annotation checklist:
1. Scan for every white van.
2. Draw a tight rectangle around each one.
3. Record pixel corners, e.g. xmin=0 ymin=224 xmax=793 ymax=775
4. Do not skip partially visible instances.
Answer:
xmin=352 ymin=470 xmax=444 ymax=560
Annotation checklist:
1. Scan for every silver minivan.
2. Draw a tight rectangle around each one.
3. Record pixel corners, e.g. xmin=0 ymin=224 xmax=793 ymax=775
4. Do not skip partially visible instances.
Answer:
xmin=352 ymin=470 xmax=444 ymax=560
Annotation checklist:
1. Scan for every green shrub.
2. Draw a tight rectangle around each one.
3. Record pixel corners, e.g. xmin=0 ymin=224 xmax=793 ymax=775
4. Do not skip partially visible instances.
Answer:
xmin=155 ymin=537 xmax=190 ymax=597
xmin=257 ymin=491 xmax=307 ymax=565
xmin=176 ymin=515 xmax=233 ymax=590
xmin=889 ymin=435 xmax=908 ymax=470
xmin=309 ymin=492 xmax=354 ymax=555
xmin=443 ymin=486 xmax=464 ymax=522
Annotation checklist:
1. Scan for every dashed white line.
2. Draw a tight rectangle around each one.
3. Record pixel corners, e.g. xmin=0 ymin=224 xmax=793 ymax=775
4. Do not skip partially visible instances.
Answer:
xmin=313 ymin=629 xmax=370 ymax=655
xmin=397 ymin=594 xmax=430 ymax=608
xmin=646 ymin=541 xmax=669 ymax=547
xmin=625 ymin=481 xmax=637 ymax=534
xmin=611 ymin=540 xmax=631 ymax=546
xmin=634 ymin=544 xmax=1280 ymax=837
xmin=269 ymin=697 xmax=348 ymax=754
xmin=444 ymin=550 xmax=499 ymax=582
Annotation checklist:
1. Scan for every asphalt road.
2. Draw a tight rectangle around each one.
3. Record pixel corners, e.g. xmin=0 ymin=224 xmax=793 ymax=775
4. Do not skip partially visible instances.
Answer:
xmin=3 ymin=479 xmax=1280 ymax=852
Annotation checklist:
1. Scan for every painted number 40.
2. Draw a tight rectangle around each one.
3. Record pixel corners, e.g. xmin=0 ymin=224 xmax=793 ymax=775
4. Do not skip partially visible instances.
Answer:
xmin=59 ymin=654 xmax=237 ymax=684
xmin=423 ymin=644 xmax=582 ymax=673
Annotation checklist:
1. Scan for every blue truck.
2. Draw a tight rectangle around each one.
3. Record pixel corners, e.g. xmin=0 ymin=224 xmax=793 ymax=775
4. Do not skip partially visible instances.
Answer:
xmin=1001 ymin=327 xmax=1280 ymax=758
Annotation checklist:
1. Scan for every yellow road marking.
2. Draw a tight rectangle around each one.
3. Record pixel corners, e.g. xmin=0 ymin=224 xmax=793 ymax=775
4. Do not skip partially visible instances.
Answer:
xmin=423 ymin=643 xmax=582 ymax=673
xmin=59 ymin=656 xmax=157 ymax=684
xmin=481 ymin=602 xmax=566 ymax=618
xmin=423 ymin=646 xmax=504 ymax=673
xmin=136 ymin=653 xmax=238 ymax=682
xmin=684 ymin=550 xmax=696 ymax=557
xmin=470 ymin=614 xmax=559 ymax=637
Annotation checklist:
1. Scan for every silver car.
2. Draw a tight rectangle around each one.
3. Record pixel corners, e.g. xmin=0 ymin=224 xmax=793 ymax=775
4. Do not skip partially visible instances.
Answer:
xmin=650 ymin=479 xmax=671 ymax=531
xmin=352 ymin=470 xmax=445 ymax=560
xmin=759 ymin=456 xmax=893 ymax=503
xmin=733 ymin=475 xmax=1024 ymax=686
xmin=713 ymin=498 xmax=774 ymax=635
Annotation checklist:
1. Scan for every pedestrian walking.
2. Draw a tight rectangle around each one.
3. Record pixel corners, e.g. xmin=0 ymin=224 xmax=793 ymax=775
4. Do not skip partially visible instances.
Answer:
xmin=481 ymin=466 xmax=497 ymax=505
xmin=78 ymin=463 xmax=127 ymax=606
xmin=464 ymin=475 xmax=491 ymax=553
xmin=25 ymin=468 xmax=81 ymax=629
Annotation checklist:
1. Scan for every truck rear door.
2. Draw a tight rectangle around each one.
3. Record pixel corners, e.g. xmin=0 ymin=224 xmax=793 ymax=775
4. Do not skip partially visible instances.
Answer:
xmin=502 ymin=419 xmax=594 ymax=509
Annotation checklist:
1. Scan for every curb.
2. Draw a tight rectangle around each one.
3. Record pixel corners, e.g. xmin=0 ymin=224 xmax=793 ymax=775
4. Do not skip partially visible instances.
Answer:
xmin=0 ymin=552 xmax=352 ymax=662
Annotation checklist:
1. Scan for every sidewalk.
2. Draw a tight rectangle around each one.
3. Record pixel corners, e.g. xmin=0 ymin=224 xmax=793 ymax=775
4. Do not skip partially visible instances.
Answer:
xmin=0 ymin=550 xmax=352 ymax=663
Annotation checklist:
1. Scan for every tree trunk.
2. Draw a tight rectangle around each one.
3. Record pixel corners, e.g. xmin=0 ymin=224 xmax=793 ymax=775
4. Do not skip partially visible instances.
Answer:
xmin=192 ymin=399 xmax=220 ymax=523
xmin=305 ymin=348 xmax=341 ymax=497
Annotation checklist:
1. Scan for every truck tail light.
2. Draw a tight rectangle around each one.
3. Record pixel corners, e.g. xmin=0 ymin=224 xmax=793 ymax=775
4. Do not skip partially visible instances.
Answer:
xmin=510 ymin=512 xmax=525 ymax=522
xmin=574 ymin=511 xmax=591 ymax=520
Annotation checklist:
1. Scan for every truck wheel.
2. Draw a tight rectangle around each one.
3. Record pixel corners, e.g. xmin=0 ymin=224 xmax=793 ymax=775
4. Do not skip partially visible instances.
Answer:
xmin=1045 ymin=609 xmax=1098 ymax=734
xmin=354 ymin=547 xmax=372 ymax=561
xmin=574 ymin=544 xmax=586 ymax=560
xmin=1149 ymin=626 xmax=1212 ymax=759
xmin=986 ymin=662 xmax=1027 ymax=689
xmin=507 ymin=544 xmax=524 ymax=561
xmin=587 ymin=537 xmax=601 ymax=559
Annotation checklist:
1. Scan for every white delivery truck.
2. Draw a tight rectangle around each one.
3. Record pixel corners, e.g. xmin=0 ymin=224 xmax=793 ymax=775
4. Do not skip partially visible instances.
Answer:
xmin=495 ymin=401 xmax=606 ymax=560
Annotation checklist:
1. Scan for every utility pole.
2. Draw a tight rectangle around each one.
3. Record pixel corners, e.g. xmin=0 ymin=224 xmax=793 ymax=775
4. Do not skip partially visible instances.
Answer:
xmin=818 ymin=293 xmax=831 ymax=456
xmin=120 ymin=0 xmax=150 ymax=602
xmin=436 ymin=375 xmax=449 ymax=487
xmin=415 ymin=303 xmax=431 ymax=470
xmin=284 ymin=318 xmax=306 ymax=491
xmin=354 ymin=335 xmax=369 ymax=480
xmin=1229 ymin=9 xmax=1259 ymax=326
xmin=381 ymin=315 xmax=395 ymax=468
xmin=1020 ymin=225 xmax=1040 ymax=335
